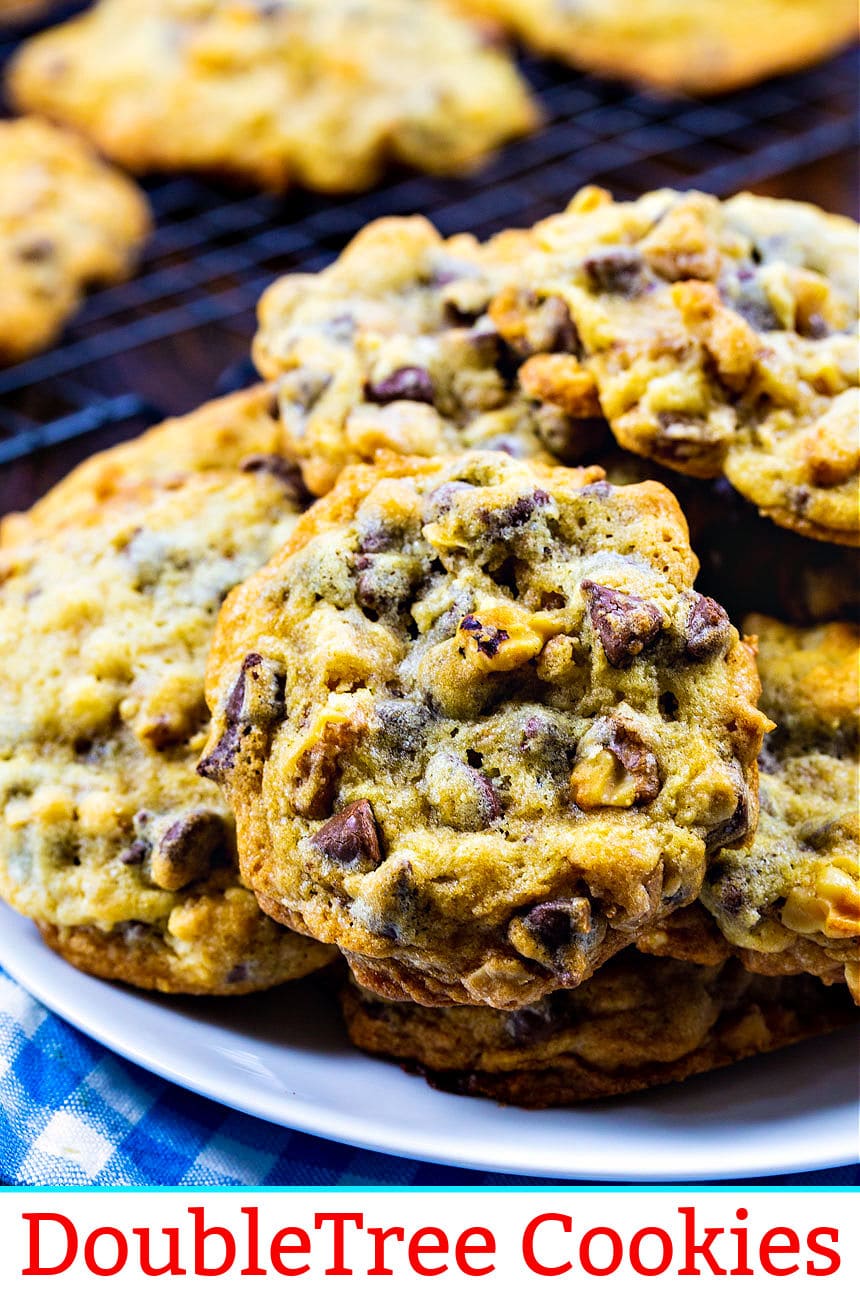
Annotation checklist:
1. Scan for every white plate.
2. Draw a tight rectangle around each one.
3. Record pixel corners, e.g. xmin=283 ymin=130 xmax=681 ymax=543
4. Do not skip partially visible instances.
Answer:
xmin=2 ymin=904 xmax=857 ymax=1181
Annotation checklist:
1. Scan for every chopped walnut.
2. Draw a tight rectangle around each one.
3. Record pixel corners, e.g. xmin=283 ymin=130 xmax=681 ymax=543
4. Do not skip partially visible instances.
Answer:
xmin=781 ymin=855 xmax=860 ymax=939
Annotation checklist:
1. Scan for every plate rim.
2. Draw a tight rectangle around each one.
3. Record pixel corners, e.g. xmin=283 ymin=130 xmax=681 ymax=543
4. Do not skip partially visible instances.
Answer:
xmin=2 ymin=906 xmax=857 ymax=1182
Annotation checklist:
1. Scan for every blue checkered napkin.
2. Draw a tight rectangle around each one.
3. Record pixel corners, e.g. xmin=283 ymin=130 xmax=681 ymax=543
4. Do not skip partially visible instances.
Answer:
xmin=0 ymin=965 xmax=557 ymax=1186
xmin=1 ymin=966 xmax=856 ymax=1188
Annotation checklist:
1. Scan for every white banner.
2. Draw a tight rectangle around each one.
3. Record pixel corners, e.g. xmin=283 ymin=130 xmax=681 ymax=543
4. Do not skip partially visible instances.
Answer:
xmin=0 ymin=1189 xmax=856 ymax=1286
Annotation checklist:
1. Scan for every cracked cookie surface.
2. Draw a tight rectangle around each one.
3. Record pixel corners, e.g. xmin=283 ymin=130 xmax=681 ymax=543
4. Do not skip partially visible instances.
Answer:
xmin=0 ymin=390 xmax=335 ymax=993
xmin=254 ymin=190 xmax=859 ymax=545
xmin=340 ymin=950 xmax=856 ymax=1105
xmin=8 ymin=0 xmax=538 ymax=193
xmin=204 ymin=451 xmax=767 ymax=1008
xmin=0 ymin=117 xmax=150 ymax=364
xmin=454 ymin=0 xmax=858 ymax=95
xmin=701 ymin=617 xmax=860 ymax=1001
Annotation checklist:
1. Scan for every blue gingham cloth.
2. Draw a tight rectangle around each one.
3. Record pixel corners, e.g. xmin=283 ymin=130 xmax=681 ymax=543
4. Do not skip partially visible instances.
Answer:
xmin=1 ymin=966 xmax=856 ymax=1187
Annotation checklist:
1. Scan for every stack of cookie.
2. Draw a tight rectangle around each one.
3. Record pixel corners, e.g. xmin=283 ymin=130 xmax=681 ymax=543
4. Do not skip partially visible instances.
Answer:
xmin=1 ymin=187 xmax=857 ymax=1106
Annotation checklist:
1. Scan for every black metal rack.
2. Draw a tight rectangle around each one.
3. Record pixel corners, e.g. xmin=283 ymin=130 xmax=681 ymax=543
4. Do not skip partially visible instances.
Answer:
xmin=1 ymin=11 xmax=857 ymax=478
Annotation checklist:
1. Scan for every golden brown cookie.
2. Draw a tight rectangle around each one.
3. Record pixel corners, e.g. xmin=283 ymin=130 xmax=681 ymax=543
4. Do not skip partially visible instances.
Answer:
xmin=0 ymin=117 xmax=150 ymax=364
xmin=203 ymin=451 xmax=767 ymax=1009
xmin=8 ymin=0 xmax=539 ymax=192
xmin=340 ymin=951 xmax=856 ymax=1106
xmin=702 ymin=617 xmax=859 ymax=1001
xmin=455 ymin=0 xmax=859 ymax=95
xmin=0 ymin=390 xmax=335 ymax=994
xmin=486 ymin=188 xmax=860 ymax=545
xmin=253 ymin=214 xmax=611 ymax=496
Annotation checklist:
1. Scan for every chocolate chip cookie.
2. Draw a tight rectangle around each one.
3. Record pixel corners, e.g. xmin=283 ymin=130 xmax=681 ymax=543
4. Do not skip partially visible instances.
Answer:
xmin=340 ymin=951 xmax=856 ymax=1106
xmin=701 ymin=617 xmax=860 ymax=1001
xmin=486 ymin=187 xmax=859 ymax=545
xmin=0 ymin=117 xmax=150 ymax=365
xmin=454 ymin=1 xmax=858 ymax=95
xmin=203 ymin=451 xmax=767 ymax=1008
xmin=8 ymin=0 xmax=538 ymax=193
xmin=0 ymin=390 xmax=335 ymax=993
xmin=253 ymin=214 xmax=611 ymax=496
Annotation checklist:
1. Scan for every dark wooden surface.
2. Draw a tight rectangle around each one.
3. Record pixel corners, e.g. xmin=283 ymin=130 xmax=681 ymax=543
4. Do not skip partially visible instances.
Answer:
xmin=0 ymin=148 xmax=856 ymax=521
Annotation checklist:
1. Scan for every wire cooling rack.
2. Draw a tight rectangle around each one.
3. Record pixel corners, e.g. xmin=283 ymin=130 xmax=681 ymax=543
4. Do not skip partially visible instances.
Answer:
xmin=0 ymin=9 xmax=858 ymax=483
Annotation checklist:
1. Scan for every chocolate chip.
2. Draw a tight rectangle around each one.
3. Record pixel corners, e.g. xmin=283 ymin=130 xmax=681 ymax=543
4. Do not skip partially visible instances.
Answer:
xmin=198 ymin=653 xmax=284 ymax=782
xmin=240 ymin=454 xmax=310 ymax=505
xmin=504 ymin=995 xmax=571 ymax=1044
xmin=732 ymin=295 xmax=781 ymax=333
xmin=536 ymin=296 xmax=582 ymax=355
xmin=583 ymin=248 xmax=647 ymax=298
xmin=685 ymin=593 xmax=733 ymax=659
xmin=523 ymin=902 xmax=581 ymax=953
xmin=150 ymin=810 xmax=227 ymax=891
xmin=582 ymin=582 xmax=664 ymax=668
xmin=423 ymin=752 xmax=501 ymax=830
xmin=366 ymin=367 xmax=435 ymax=405
xmin=460 ymin=614 xmax=509 ymax=658
xmin=718 ymin=880 xmax=745 ymax=917
xmin=197 ymin=689 xmax=249 ymax=781
xmin=118 ymin=840 xmax=150 ymax=866
xmin=520 ymin=714 xmax=573 ymax=774
xmin=422 ymin=480 xmax=475 ymax=524
xmin=279 ymin=366 xmax=332 ymax=411
xmin=467 ymin=768 xmax=501 ymax=822
xmin=478 ymin=488 xmax=550 ymax=535
xmin=374 ymin=700 xmax=432 ymax=758
xmin=16 ymin=238 xmax=55 ymax=265
xmin=309 ymin=800 xmax=383 ymax=873
xmin=704 ymin=763 xmax=753 ymax=850
xmin=374 ymin=858 xmax=418 ymax=940
xmin=357 ymin=521 xmax=395 ymax=554
xmin=509 ymin=896 xmax=607 ymax=974
xmin=355 ymin=557 xmax=414 ymax=617
xmin=226 ymin=964 xmax=249 ymax=984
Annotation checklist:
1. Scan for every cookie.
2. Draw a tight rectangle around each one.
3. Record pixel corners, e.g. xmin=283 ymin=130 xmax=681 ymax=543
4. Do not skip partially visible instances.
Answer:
xmin=8 ymin=0 xmax=539 ymax=193
xmin=486 ymin=188 xmax=859 ymax=545
xmin=454 ymin=0 xmax=859 ymax=95
xmin=253 ymin=191 xmax=859 ymax=545
xmin=203 ymin=450 xmax=767 ymax=1009
xmin=340 ymin=951 xmax=856 ymax=1106
xmin=0 ymin=117 xmax=150 ymax=365
xmin=701 ymin=617 xmax=860 ymax=1001
xmin=0 ymin=390 xmax=335 ymax=994
xmin=254 ymin=216 xmax=571 ymax=495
